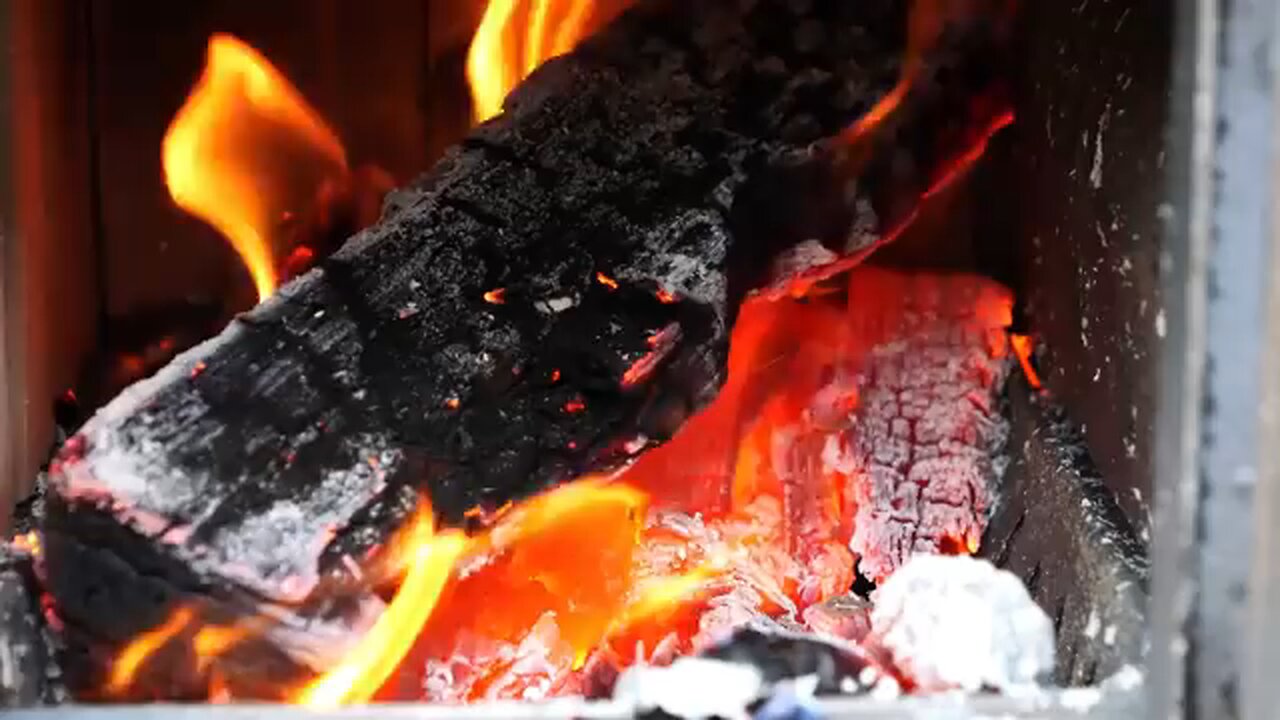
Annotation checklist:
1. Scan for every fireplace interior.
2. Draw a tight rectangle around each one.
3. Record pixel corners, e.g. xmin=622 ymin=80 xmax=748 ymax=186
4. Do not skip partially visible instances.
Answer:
xmin=0 ymin=0 xmax=1230 ymax=716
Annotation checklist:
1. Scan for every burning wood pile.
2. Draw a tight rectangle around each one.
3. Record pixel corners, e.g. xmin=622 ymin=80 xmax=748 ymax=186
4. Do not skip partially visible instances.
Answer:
xmin=0 ymin=0 xmax=1085 ymax=713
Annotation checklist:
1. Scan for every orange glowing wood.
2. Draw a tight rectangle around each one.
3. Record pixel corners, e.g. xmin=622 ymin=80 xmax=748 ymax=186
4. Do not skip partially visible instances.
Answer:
xmin=9 ymin=530 xmax=40 ymax=558
xmin=163 ymin=34 xmax=348 ymax=301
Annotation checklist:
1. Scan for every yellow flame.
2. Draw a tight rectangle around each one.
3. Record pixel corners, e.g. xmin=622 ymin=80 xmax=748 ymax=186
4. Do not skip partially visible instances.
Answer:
xmin=465 ymin=0 xmax=616 ymax=123
xmin=162 ymin=34 xmax=348 ymax=301
xmin=106 ymin=607 xmax=197 ymax=696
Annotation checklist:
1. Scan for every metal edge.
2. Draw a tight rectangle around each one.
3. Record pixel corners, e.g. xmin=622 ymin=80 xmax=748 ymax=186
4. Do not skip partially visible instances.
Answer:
xmin=1150 ymin=0 xmax=1280 ymax=718
xmin=1 ymin=683 xmax=1145 ymax=720
xmin=1145 ymin=0 xmax=1216 ymax=717
xmin=1238 ymin=5 xmax=1280 ymax=719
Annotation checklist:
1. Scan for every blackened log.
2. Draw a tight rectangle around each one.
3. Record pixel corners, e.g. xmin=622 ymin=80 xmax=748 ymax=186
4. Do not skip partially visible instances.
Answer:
xmin=40 ymin=0 xmax=1009 ymax=699
xmin=0 ymin=546 xmax=62 ymax=707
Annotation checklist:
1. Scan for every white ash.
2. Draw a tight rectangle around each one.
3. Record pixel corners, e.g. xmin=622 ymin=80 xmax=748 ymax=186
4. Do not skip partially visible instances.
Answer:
xmin=59 ymin=324 xmax=248 ymax=507
xmin=1039 ymin=663 xmax=1141 ymax=712
xmin=619 ymin=209 xmax=728 ymax=309
xmin=613 ymin=657 xmax=763 ymax=720
xmin=259 ymin=592 xmax=386 ymax=672
xmin=534 ymin=294 xmax=580 ymax=314
xmin=768 ymin=239 xmax=839 ymax=287
xmin=843 ymin=197 xmax=879 ymax=254
xmin=206 ymin=434 xmax=397 ymax=601
xmin=60 ymin=337 xmax=398 ymax=602
xmin=869 ymin=554 xmax=1055 ymax=693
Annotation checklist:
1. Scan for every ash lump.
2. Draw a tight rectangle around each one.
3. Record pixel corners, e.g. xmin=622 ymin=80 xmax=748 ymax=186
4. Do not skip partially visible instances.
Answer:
xmin=868 ymin=554 xmax=1055 ymax=693
xmin=613 ymin=556 xmax=1054 ymax=717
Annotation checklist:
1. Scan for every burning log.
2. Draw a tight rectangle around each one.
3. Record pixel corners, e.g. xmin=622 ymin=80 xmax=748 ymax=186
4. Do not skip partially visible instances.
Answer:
xmin=0 ymin=542 xmax=61 ymax=707
xmin=38 ymin=0 xmax=1013 ymax=701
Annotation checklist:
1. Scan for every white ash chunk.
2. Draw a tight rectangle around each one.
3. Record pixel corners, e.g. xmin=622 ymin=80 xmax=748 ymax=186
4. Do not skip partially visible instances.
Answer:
xmin=613 ymin=657 xmax=763 ymax=720
xmin=869 ymin=554 xmax=1054 ymax=693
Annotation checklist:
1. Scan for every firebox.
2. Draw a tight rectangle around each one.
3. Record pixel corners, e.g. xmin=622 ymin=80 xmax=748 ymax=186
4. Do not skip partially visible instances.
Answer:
xmin=2 ymin=0 xmax=1278 ymax=718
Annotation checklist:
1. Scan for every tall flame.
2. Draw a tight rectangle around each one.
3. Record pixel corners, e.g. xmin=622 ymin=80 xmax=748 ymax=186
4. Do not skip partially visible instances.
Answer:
xmin=466 ymin=0 xmax=627 ymax=123
xmin=163 ymin=34 xmax=348 ymax=301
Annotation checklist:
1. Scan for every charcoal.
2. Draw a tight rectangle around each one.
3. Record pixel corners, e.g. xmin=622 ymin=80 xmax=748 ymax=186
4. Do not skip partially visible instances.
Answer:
xmin=698 ymin=627 xmax=891 ymax=697
xmin=0 ymin=546 xmax=62 ymax=707
xmin=39 ymin=0 xmax=1011 ymax=700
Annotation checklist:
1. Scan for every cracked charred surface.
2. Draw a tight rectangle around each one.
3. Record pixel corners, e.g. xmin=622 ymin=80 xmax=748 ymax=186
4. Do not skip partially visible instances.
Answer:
xmin=824 ymin=270 xmax=1014 ymax=581
xmin=42 ymin=0 xmax=914 ymax=697
xmin=37 ymin=0 xmax=1012 ymax=700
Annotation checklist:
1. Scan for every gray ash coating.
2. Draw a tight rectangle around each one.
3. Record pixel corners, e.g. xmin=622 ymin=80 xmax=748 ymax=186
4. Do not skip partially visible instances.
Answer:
xmin=0 ymin=547 xmax=64 ymax=707
xmin=39 ymin=0 xmax=914 ymax=698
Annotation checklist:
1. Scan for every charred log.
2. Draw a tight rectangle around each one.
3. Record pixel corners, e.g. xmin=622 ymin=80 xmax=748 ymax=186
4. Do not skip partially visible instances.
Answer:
xmin=0 ymin=545 xmax=63 ymax=707
xmin=40 ymin=0 xmax=1009 ymax=700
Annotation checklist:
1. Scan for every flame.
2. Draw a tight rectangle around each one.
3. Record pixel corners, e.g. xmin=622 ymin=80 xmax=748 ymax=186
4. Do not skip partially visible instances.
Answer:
xmin=466 ymin=0 xmax=630 ymax=123
xmin=297 ymin=478 xmax=715 ymax=703
xmin=103 ymin=269 xmax=1014 ymax=703
xmin=1009 ymin=333 xmax=1043 ymax=390
xmin=106 ymin=607 xmax=198 ymax=696
xmin=163 ymin=34 xmax=348 ymax=301
xmin=297 ymin=504 xmax=468 ymax=708
xmin=105 ymin=2 xmax=1023 ymax=701
xmin=10 ymin=530 xmax=40 ymax=558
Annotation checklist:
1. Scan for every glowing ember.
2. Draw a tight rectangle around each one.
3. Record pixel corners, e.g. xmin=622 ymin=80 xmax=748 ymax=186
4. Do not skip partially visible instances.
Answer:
xmin=9 ymin=530 xmax=40 ymax=558
xmin=1010 ymin=334 xmax=1043 ymax=390
xmin=466 ymin=0 xmax=632 ymax=123
xmin=102 ymin=265 xmax=1015 ymax=703
xmin=107 ymin=607 xmax=198 ymax=696
xmin=826 ymin=269 xmax=1014 ymax=582
xmin=163 ymin=34 xmax=348 ymax=301
xmin=296 ymin=504 xmax=468 ymax=708
xmin=104 ymin=3 xmax=1022 ymax=703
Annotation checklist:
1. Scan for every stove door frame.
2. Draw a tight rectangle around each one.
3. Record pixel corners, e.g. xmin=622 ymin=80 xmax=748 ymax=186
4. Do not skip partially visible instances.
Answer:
xmin=1148 ymin=1 xmax=1280 ymax=719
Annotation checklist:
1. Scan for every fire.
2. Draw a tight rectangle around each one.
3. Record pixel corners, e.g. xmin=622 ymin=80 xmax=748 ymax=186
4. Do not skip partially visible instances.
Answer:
xmin=103 ymin=1 xmax=1023 ymax=704
xmin=1010 ymin=334 xmax=1043 ymax=390
xmin=10 ymin=530 xmax=40 ymax=558
xmin=106 ymin=607 xmax=198 ymax=696
xmin=466 ymin=0 xmax=631 ymax=123
xmin=297 ymin=504 xmax=468 ymax=708
xmin=163 ymin=34 xmax=348 ymax=301
xmin=104 ymin=266 xmax=1015 ymax=703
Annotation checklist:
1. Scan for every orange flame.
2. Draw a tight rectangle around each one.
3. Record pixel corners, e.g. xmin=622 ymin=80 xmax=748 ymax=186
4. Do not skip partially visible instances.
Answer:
xmin=10 ymin=530 xmax=40 ymax=558
xmin=466 ymin=0 xmax=630 ymax=123
xmin=107 ymin=3 xmax=1021 ymax=701
xmin=163 ymin=34 xmax=348 ymax=301
xmin=1010 ymin=333 xmax=1043 ymax=390
xmin=296 ymin=503 xmax=468 ymax=708
xmin=106 ymin=607 xmax=198 ymax=696
xmin=104 ymin=268 xmax=1014 ymax=702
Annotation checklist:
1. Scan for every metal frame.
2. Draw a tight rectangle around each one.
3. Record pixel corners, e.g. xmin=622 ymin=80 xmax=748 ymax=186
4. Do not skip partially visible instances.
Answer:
xmin=1149 ymin=1 xmax=1280 ymax=719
